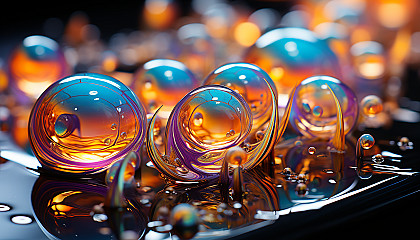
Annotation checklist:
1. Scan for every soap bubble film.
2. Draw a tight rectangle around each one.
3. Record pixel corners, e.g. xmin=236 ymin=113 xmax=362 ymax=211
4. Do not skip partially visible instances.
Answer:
xmin=29 ymin=73 xmax=146 ymax=174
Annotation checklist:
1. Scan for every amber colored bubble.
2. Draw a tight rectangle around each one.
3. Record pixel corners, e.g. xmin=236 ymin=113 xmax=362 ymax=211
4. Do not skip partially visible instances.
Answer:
xmin=225 ymin=146 xmax=247 ymax=168
xmin=361 ymin=95 xmax=383 ymax=117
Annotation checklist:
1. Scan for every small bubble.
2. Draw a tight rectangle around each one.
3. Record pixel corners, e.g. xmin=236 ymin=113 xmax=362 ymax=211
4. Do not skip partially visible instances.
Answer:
xmin=308 ymin=146 xmax=316 ymax=155
xmin=243 ymin=143 xmax=252 ymax=152
xmin=359 ymin=134 xmax=375 ymax=149
xmin=110 ymin=123 xmax=117 ymax=130
xmin=226 ymin=129 xmax=235 ymax=137
xmin=361 ymin=95 xmax=383 ymax=117
xmin=372 ymin=154 xmax=384 ymax=163
xmin=295 ymin=183 xmax=308 ymax=196
xmin=397 ymin=137 xmax=413 ymax=151
xmin=120 ymin=132 xmax=127 ymax=140
xmin=193 ymin=112 xmax=203 ymax=127
xmin=251 ymin=103 xmax=257 ymax=111
xmin=225 ymin=146 xmax=246 ymax=167
xmin=312 ymin=106 xmax=323 ymax=117
xmin=104 ymin=138 xmax=112 ymax=145
xmin=255 ymin=130 xmax=264 ymax=141
xmin=294 ymin=140 xmax=303 ymax=146
xmin=281 ymin=167 xmax=293 ymax=176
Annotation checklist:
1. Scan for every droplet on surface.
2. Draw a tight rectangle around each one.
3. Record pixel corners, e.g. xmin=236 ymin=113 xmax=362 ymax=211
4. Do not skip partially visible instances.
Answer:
xmin=372 ymin=154 xmax=385 ymax=163
xmin=308 ymin=146 xmax=316 ymax=155
xmin=295 ymin=183 xmax=308 ymax=196
xmin=54 ymin=114 xmax=79 ymax=138
xmin=120 ymin=132 xmax=127 ymax=140
xmin=111 ymin=123 xmax=117 ymax=130
xmin=397 ymin=137 xmax=413 ymax=151
xmin=225 ymin=146 xmax=247 ymax=168
xmin=359 ymin=134 xmax=375 ymax=150
xmin=361 ymin=95 xmax=383 ymax=117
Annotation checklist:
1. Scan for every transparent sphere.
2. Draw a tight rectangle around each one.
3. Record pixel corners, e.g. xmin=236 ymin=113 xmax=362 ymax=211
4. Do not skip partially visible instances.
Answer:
xmin=225 ymin=146 xmax=247 ymax=168
xmin=8 ymin=35 xmax=69 ymax=101
xmin=361 ymin=95 xmax=383 ymax=117
xmin=152 ymin=85 xmax=252 ymax=181
xmin=29 ymin=73 xmax=147 ymax=175
xmin=170 ymin=204 xmax=199 ymax=240
xmin=203 ymin=63 xmax=277 ymax=132
xmin=245 ymin=28 xmax=340 ymax=92
xmin=133 ymin=59 xmax=199 ymax=116
xmin=290 ymin=76 xmax=358 ymax=138
xmin=359 ymin=134 xmax=375 ymax=150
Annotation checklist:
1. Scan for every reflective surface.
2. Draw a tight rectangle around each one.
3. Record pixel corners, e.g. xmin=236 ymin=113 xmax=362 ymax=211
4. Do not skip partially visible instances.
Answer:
xmin=28 ymin=73 xmax=147 ymax=175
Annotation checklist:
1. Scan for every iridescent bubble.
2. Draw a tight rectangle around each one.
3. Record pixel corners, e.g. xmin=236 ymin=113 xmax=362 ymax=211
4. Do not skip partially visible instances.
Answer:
xmin=170 ymin=204 xmax=199 ymax=240
xmin=361 ymin=95 xmax=383 ymax=117
xmin=29 ymin=73 xmax=147 ymax=175
xmin=245 ymin=28 xmax=340 ymax=92
xmin=7 ymin=35 xmax=69 ymax=102
xmin=203 ymin=63 xmax=277 ymax=132
xmin=148 ymin=85 xmax=252 ymax=181
xmin=225 ymin=146 xmax=247 ymax=168
xmin=133 ymin=59 xmax=199 ymax=116
xmin=290 ymin=76 xmax=358 ymax=138
xmin=359 ymin=134 xmax=375 ymax=150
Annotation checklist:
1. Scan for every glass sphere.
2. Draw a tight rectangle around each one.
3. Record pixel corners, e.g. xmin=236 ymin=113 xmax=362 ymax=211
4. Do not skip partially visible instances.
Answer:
xmin=29 ymin=73 xmax=147 ymax=175
xmin=133 ymin=59 xmax=199 ymax=116
xmin=245 ymin=28 xmax=340 ymax=92
xmin=290 ymin=76 xmax=358 ymax=138
xmin=8 ymin=35 xmax=69 ymax=101
xmin=151 ymin=85 xmax=252 ymax=181
xmin=359 ymin=134 xmax=375 ymax=150
xmin=203 ymin=63 xmax=277 ymax=132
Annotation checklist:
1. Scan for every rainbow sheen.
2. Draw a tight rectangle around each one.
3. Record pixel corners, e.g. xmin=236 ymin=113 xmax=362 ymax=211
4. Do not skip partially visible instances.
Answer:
xmin=170 ymin=204 xmax=199 ymax=240
xmin=203 ymin=63 xmax=277 ymax=134
xmin=133 ymin=59 xmax=199 ymax=116
xmin=8 ymin=35 xmax=69 ymax=101
xmin=245 ymin=28 xmax=340 ymax=92
xmin=29 ymin=73 xmax=147 ymax=175
xmin=290 ymin=76 xmax=358 ymax=138
xmin=148 ymin=85 xmax=252 ymax=181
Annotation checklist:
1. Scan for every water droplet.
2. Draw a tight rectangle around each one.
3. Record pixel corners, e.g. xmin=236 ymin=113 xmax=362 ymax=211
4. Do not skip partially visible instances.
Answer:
xmin=10 ymin=215 xmax=33 ymax=225
xmin=359 ymin=134 xmax=375 ymax=149
xmin=294 ymin=140 xmax=303 ymax=146
xmin=54 ymin=114 xmax=78 ymax=138
xmin=361 ymin=95 xmax=383 ymax=117
xmin=312 ymin=106 xmax=323 ymax=117
xmin=255 ymin=130 xmax=264 ymax=141
xmin=397 ymin=137 xmax=413 ymax=151
xmin=308 ymin=146 xmax=316 ymax=155
xmin=104 ymin=138 xmax=112 ymax=145
xmin=372 ymin=154 xmax=384 ymax=163
xmin=281 ymin=167 xmax=293 ymax=176
xmin=193 ymin=112 xmax=203 ymax=127
xmin=251 ymin=103 xmax=257 ymax=111
xmin=228 ymin=129 xmax=236 ymax=137
xmin=170 ymin=204 xmax=199 ymax=240
xmin=243 ymin=143 xmax=252 ymax=152
xmin=110 ymin=123 xmax=117 ymax=130
xmin=120 ymin=132 xmax=127 ymax=140
xmin=0 ymin=204 xmax=12 ymax=212
xmin=295 ymin=183 xmax=308 ymax=196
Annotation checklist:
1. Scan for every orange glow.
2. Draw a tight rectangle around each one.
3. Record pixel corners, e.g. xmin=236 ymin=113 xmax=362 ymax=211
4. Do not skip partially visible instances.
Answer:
xmin=144 ymin=0 xmax=177 ymax=30
xmin=356 ymin=55 xmax=385 ymax=79
xmin=351 ymin=27 xmax=372 ymax=44
xmin=234 ymin=22 xmax=261 ymax=47
xmin=205 ymin=17 xmax=228 ymax=39
xmin=0 ymin=70 xmax=8 ymax=91
xmin=375 ymin=0 xmax=416 ymax=28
